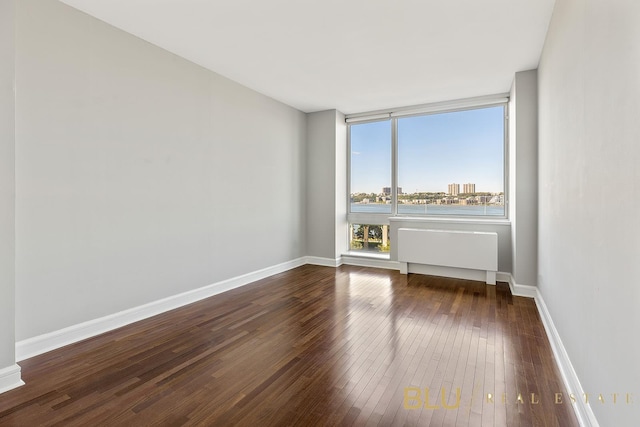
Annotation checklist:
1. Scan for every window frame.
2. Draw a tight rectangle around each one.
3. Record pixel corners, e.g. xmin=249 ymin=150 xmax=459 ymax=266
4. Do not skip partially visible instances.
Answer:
xmin=347 ymin=96 xmax=509 ymax=227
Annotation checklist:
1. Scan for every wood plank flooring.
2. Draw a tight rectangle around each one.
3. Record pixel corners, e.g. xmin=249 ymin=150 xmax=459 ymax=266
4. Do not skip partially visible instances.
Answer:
xmin=0 ymin=265 xmax=578 ymax=426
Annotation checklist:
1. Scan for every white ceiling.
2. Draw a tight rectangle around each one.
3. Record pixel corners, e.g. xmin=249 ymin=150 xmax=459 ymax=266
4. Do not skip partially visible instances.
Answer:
xmin=59 ymin=0 xmax=556 ymax=114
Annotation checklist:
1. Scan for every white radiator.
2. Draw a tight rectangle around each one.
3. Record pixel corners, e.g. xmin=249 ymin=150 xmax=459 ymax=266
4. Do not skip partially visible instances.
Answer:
xmin=397 ymin=228 xmax=498 ymax=284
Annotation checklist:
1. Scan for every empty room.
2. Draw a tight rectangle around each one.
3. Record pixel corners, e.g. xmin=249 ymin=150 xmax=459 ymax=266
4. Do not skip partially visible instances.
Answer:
xmin=0 ymin=0 xmax=638 ymax=426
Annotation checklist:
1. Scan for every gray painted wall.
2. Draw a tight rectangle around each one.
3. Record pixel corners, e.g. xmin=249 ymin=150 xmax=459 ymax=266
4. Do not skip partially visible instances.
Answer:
xmin=0 ymin=0 xmax=16 ymax=370
xmin=509 ymin=70 xmax=538 ymax=287
xmin=538 ymin=0 xmax=640 ymax=425
xmin=14 ymin=0 xmax=307 ymax=340
xmin=306 ymin=109 xmax=347 ymax=260
xmin=306 ymin=110 xmax=338 ymax=259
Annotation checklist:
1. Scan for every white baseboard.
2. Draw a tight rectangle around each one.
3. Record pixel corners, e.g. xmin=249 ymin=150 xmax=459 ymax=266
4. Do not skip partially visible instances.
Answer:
xmin=534 ymin=292 xmax=599 ymax=427
xmin=505 ymin=273 xmax=538 ymax=298
xmin=16 ymin=257 xmax=307 ymax=361
xmin=305 ymin=256 xmax=343 ymax=267
xmin=405 ymin=263 xmax=489 ymax=283
xmin=496 ymin=272 xmax=511 ymax=283
xmin=0 ymin=364 xmax=24 ymax=394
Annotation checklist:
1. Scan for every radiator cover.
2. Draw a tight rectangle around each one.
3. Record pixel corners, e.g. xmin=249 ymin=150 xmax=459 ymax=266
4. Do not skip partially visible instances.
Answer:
xmin=397 ymin=228 xmax=498 ymax=284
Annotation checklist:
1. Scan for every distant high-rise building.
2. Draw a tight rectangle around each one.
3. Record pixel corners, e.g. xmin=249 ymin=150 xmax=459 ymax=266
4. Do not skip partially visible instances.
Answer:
xmin=463 ymin=183 xmax=476 ymax=194
xmin=448 ymin=183 xmax=460 ymax=196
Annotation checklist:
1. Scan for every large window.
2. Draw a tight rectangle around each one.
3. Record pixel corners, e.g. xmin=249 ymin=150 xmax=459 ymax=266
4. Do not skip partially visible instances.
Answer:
xmin=349 ymin=120 xmax=392 ymax=214
xmin=348 ymin=99 xmax=507 ymax=226
xmin=397 ymin=106 xmax=505 ymax=216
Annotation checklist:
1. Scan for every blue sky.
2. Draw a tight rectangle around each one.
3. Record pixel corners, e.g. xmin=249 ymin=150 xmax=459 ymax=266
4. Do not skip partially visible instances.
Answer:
xmin=350 ymin=106 xmax=504 ymax=194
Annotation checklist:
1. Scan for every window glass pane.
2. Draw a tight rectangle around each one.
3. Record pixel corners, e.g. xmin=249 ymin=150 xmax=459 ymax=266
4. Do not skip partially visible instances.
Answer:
xmin=350 ymin=120 xmax=392 ymax=214
xmin=397 ymin=106 xmax=505 ymax=216
xmin=349 ymin=224 xmax=391 ymax=253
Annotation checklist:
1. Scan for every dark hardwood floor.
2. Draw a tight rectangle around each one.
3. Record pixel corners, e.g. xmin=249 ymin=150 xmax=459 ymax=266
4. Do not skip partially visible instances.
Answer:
xmin=0 ymin=265 xmax=578 ymax=426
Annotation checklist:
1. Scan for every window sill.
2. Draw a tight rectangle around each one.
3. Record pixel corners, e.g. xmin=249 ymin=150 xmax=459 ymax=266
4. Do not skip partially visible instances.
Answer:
xmin=343 ymin=251 xmax=391 ymax=260
xmin=389 ymin=216 xmax=510 ymax=226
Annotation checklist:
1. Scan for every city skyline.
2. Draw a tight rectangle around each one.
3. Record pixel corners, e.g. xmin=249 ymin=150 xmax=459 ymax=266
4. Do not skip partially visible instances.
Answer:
xmin=350 ymin=183 xmax=500 ymax=197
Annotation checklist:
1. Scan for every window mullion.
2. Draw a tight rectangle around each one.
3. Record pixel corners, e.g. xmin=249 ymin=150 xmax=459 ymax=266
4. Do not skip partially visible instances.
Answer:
xmin=391 ymin=117 xmax=398 ymax=216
